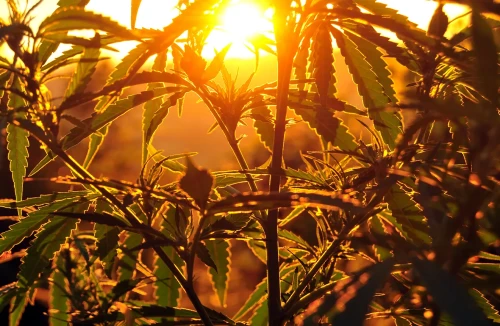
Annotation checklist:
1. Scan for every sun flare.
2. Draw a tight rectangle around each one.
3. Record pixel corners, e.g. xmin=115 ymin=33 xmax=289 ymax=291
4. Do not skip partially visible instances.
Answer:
xmin=205 ymin=1 xmax=273 ymax=58
xmin=221 ymin=2 xmax=271 ymax=41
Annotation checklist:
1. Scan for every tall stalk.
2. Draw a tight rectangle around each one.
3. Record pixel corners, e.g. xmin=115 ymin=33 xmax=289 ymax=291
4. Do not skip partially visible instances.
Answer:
xmin=267 ymin=2 xmax=296 ymax=323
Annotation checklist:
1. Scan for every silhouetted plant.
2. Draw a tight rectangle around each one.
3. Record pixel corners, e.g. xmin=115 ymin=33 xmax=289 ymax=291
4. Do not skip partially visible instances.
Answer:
xmin=0 ymin=0 xmax=499 ymax=325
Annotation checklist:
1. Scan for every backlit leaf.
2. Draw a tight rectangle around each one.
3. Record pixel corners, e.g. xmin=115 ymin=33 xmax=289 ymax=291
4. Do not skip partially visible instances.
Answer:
xmin=7 ymin=80 xmax=29 ymax=217
xmin=49 ymin=253 xmax=69 ymax=326
xmin=233 ymin=264 xmax=297 ymax=320
xmin=469 ymin=289 xmax=500 ymax=323
xmin=472 ymin=9 xmax=498 ymax=106
xmin=331 ymin=28 xmax=401 ymax=149
xmin=413 ymin=258 xmax=491 ymax=326
xmin=154 ymin=246 xmax=184 ymax=307
xmin=304 ymin=259 xmax=394 ymax=325
xmin=205 ymin=239 xmax=231 ymax=307
xmin=344 ymin=30 xmax=397 ymax=103
xmin=64 ymin=35 xmax=100 ymax=98
xmin=203 ymin=44 xmax=231 ymax=82
xmin=0 ymin=197 xmax=92 ymax=255
xmin=116 ymin=232 xmax=143 ymax=299
xmin=39 ymin=7 xmax=140 ymax=41
xmin=310 ymin=22 xmax=336 ymax=105
xmin=252 ymin=106 xmax=274 ymax=152
xmin=16 ymin=214 xmax=81 ymax=292
xmin=9 ymin=293 xmax=26 ymax=326
xmin=196 ymin=241 xmax=217 ymax=272
xmin=292 ymin=105 xmax=358 ymax=151
xmin=142 ymin=50 xmax=167 ymax=166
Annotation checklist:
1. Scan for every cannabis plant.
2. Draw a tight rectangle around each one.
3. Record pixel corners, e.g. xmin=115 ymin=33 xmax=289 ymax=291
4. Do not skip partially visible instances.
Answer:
xmin=0 ymin=0 xmax=499 ymax=325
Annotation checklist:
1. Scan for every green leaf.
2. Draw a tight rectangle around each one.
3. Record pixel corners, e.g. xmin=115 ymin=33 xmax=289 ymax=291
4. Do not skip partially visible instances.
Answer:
xmin=294 ymin=36 xmax=310 ymax=92
xmin=17 ymin=215 xmax=80 ymax=292
xmin=142 ymin=50 xmax=167 ymax=166
xmin=413 ymin=258 xmax=491 ymax=326
xmin=384 ymin=184 xmax=431 ymax=245
xmin=203 ymin=44 xmax=231 ymax=82
xmin=469 ymin=289 xmax=500 ymax=323
xmin=205 ymin=239 xmax=231 ymax=307
xmin=0 ymin=196 xmax=91 ymax=255
xmin=108 ymin=42 xmax=150 ymax=83
xmin=9 ymin=293 xmax=26 ymax=326
xmin=39 ymin=7 xmax=140 ymax=41
xmin=116 ymin=232 xmax=143 ymax=298
xmin=252 ymin=106 xmax=274 ymax=152
xmin=355 ymin=0 xmax=418 ymax=28
xmin=0 ymin=283 xmax=17 ymax=316
xmin=154 ymin=246 xmax=184 ymax=307
xmin=368 ymin=216 xmax=394 ymax=261
xmin=131 ymin=0 xmax=142 ymax=29
xmin=278 ymin=229 xmax=310 ymax=250
xmin=179 ymin=157 xmax=214 ymax=210
xmin=330 ymin=259 xmax=394 ymax=324
xmin=472 ymin=9 xmax=498 ymax=106
xmin=331 ymin=28 xmax=401 ymax=149
xmin=0 ymin=190 xmax=89 ymax=209
xmin=304 ymin=259 xmax=394 ymax=325
xmin=7 ymin=80 xmax=29 ymax=217
xmin=478 ymin=251 xmax=500 ymax=262
xmin=148 ymin=145 xmax=194 ymax=174
xmin=233 ymin=264 xmax=297 ymax=320
xmin=49 ymin=253 xmax=70 ymax=326
xmin=196 ymin=241 xmax=217 ymax=271
xmin=94 ymin=224 xmax=119 ymax=275
xmin=83 ymin=124 xmax=109 ymax=168
xmin=41 ymin=45 xmax=84 ymax=71
xmin=292 ymin=105 xmax=358 ymax=151
xmin=233 ymin=277 xmax=266 ymax=320
xmin=213 ymin=173 xmax=256 ymax=188
xmin=144 ymin=91 xmax=186 ymax=156
xmin=344 ymin=30 xmax=397 ymax=103
xmin=31 ymin=88 xmax=172 ymax=176
xmin=450 ymin=17 xmax=500 ymax=45
xmin=64 ymin=36 xmax=100 ymax=98
xmin=249 ymin=302 xmax=268 ymax=326
xmin=340 ymin=20 xmax=414 ymax=70
xmin=249 ymin=266 xmax=297 ymax=325
xmin=310 ymin=22 xmax=336 ymax=105
xmin=108 ymin=278 xmax=143 ymax=304
xmin=279 ymin=206 xmax=306 ymax=227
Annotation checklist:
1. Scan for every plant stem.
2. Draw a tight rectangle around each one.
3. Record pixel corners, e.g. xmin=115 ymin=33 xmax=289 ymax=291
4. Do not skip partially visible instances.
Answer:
xmin=267 ymin=33 xmax=295 ymax=326
xmin=153 ymin=246 xmax=214 ymax=326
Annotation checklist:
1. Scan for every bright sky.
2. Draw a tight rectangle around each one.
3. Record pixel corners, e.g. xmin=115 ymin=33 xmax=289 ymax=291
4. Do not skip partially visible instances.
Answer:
xmin=0 ymin=0 xmax=467 ymax=59
xmin=85 ymin=0 xmax=466 ymax=58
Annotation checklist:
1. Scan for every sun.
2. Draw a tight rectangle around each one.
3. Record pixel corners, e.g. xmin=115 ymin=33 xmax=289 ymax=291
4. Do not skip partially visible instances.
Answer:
xmin=222 ymin=2 xmax=271 ymax=41
xmin=204 ymin=1 xmax=273 ymax=58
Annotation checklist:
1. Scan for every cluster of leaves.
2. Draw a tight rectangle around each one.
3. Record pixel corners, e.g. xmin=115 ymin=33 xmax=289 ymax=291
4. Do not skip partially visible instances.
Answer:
xmin=0 ymin=0 xmax=499 ymax=325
